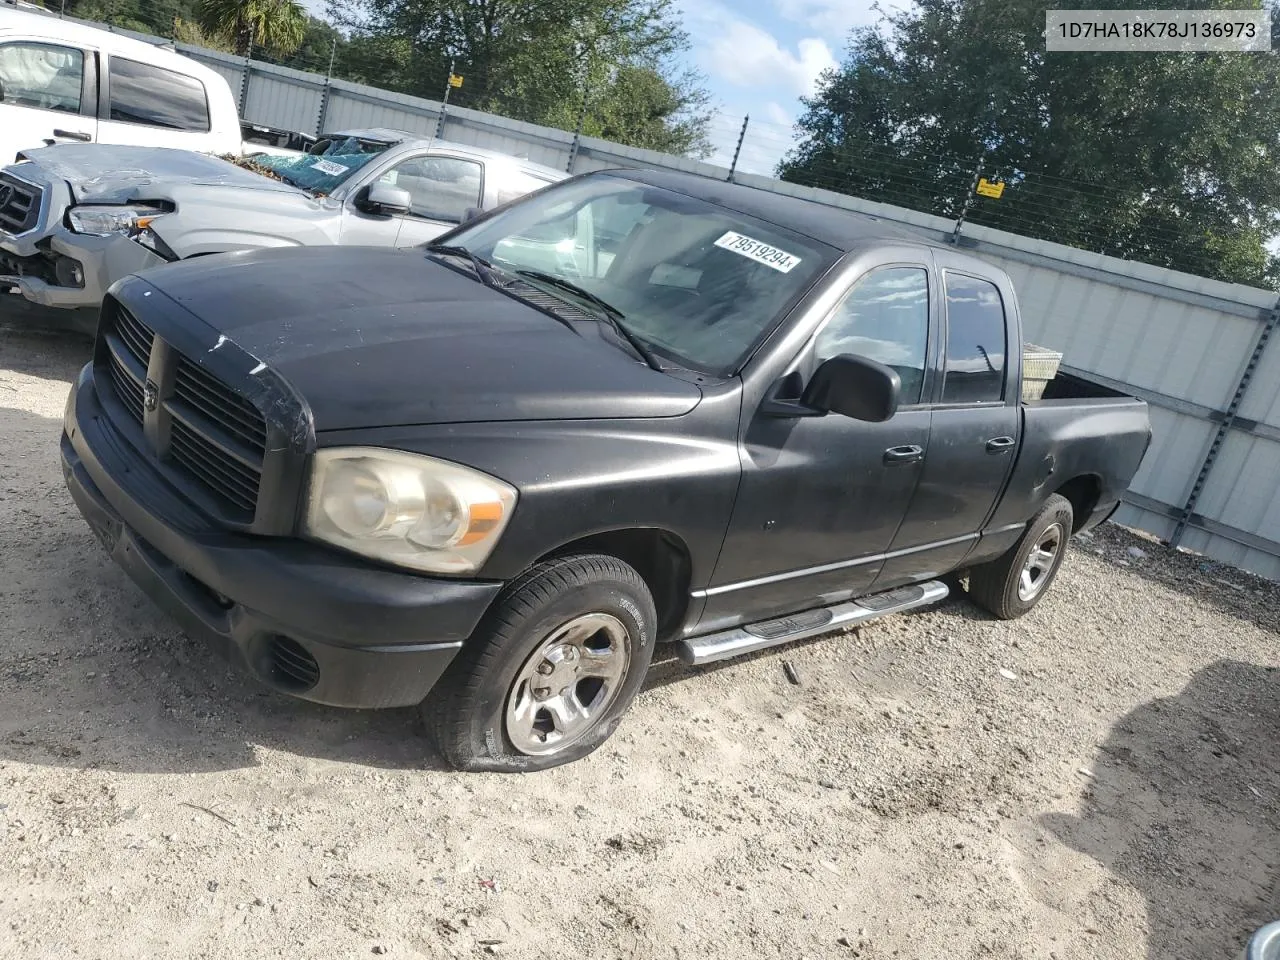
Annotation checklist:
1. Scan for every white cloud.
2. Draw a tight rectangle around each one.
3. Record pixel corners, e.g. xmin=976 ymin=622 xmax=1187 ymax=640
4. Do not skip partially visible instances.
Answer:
xmin=771 ymin=0 xmax=896 ymax=37
xmin=681 ymin=2 xmax=837 ymax=98
xmin=763 ymin=101 xmax=793 ymax=129
xmin=701 ymin=22 xmax=837 ymax=97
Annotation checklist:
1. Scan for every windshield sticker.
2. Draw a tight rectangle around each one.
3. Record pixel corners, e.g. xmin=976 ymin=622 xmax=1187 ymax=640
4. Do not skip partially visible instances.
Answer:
xmin=714 ymin=231 xmax=802 ymax=273
xmin=310 ymin=158 xmax=349 ymax=177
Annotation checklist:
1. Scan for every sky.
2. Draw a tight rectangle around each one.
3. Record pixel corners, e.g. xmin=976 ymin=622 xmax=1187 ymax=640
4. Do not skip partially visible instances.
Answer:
xmin=673 ymin=0 xmax=886 ymax=174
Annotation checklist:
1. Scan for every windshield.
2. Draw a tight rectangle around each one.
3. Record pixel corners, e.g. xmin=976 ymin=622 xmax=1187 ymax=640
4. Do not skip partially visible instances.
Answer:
xmin=443 ymin=174 xmax=835 ymax=373
xmin=254 ymin=135 xmax=392 ymax=195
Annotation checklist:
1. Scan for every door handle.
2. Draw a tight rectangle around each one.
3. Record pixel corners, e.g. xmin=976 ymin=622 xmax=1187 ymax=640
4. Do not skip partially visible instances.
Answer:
xmin=53 ymin=129 xmax=92 ymax=142
xmin=884 ymin=444 xmax=924 ymax=464
xmin=986 ymin=436 xmax=1016 ymax=454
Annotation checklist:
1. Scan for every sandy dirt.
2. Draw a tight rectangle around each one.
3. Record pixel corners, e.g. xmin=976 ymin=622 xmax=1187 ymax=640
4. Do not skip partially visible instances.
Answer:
xmin=0 ymin=318 xmax=1277 ymax=960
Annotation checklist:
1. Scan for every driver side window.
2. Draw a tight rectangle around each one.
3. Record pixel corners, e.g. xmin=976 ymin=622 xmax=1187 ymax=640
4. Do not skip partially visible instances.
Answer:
xmin=813 ymin=266 xmax=930 ymax=405
xmin=376 ymin=155 xmax=482 ymax=223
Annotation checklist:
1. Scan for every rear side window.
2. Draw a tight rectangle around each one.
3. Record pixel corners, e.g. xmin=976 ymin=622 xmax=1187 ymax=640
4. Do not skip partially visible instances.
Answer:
xmin=942 ymin=273 xmax=1007 ymax=403
xmin=108 ymin=57 xmax=209 ymax=132
xmin=0 ymin=42 xmax=83 ymax=113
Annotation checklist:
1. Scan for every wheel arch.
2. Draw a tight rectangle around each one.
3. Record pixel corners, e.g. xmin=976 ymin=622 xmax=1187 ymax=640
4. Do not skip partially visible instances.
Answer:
xmin=538 ymin=527 xmax=693 ymax=641
xmin=1053 ymin=474 xmax=1102 ymax=533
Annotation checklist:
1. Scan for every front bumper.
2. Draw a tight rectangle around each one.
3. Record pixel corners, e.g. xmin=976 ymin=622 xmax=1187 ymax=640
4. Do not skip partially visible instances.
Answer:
xmin=61 ymin=363 xmax=504 ymax=709
xmin=1 ymin=230 xmax=164 ymax=312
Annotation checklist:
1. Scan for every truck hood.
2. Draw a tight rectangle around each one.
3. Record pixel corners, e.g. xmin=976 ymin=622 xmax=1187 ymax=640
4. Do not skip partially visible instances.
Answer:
xmin=15 ymin=143 xmax=301 ymax=204
xmin=139 ymin=247 xmax=703 ymax=431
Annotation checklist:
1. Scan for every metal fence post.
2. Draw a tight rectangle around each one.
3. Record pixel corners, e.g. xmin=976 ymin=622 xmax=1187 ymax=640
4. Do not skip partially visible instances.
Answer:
xmin=1170 ymin=297 xmax=1280 ymax=546
xmin=433 ymin=58 xmax=456 ymax=141
xmin=566 ymin=73 xmax=591 ymax=174
xmin=238 ymin=38 xmax=254 ymax=118
xmin=949 ymin=153 xmax=985 ymax=243
xmin=315 ymin=37 xmax=337 ymax=137
xmin=727 ymin=114 xmax=749 ymax=182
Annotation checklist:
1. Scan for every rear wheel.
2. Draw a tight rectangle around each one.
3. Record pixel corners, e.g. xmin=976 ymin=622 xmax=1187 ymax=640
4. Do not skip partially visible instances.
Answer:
xmin=421 ymin=554 xmax=657 ymax=772
xmin=968 ymin=494 xmax=1073 ymax=619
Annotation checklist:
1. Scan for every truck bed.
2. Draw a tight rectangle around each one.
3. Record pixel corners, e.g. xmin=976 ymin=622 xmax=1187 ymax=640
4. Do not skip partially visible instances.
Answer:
xmin=1030 ymin=369 xmax=1134 ymax=402
xmin=987 ymin=370 xmax=1151 ymax=531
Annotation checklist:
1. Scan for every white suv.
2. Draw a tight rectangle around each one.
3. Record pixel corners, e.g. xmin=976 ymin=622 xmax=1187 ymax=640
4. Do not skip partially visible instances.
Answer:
xmin=0 ymin=5 xmax=242 ymax=164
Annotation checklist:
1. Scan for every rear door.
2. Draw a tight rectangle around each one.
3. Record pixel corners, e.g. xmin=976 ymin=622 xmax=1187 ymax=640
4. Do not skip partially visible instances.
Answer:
xmin=873 ymin=256 xmax=1019 ymax=587
xmin=96 ymin=54 xmax=214 ymax=150
xmin=0 ymin=39 xmax=97 ymax=163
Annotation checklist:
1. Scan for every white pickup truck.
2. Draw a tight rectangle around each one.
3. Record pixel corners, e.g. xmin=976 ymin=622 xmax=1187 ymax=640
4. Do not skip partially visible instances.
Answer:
xmin=0 ymin=131 xmax=567 ymax=331
xmin=0 ymin=4 xmax=293 ymax=164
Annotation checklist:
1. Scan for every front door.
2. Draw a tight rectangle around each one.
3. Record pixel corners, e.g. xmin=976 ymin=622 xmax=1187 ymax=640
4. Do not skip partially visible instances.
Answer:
xmin=0 ymin=41 xmax=96 ymax=163
xmin=874 ymin=265 xmax=1019 ymax=587
xmin=699 ymin=263 xmax=937 ymax=632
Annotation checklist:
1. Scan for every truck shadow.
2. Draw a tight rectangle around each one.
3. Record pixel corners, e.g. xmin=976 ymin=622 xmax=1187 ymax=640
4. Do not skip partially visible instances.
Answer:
xmin=1041 ymin=658 xmax=1280 ymax=959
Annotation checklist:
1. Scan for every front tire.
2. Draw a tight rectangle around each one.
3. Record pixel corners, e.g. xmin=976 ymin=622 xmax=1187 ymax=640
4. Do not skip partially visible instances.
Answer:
xmin=968 ymin=494 xmax=1073 ymax=619
xmin=421 ymin=554 xmax=657 ymax=772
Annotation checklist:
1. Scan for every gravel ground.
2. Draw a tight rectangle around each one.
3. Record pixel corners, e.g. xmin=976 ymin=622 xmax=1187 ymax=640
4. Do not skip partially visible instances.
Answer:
xmin=1 ymin=319 xmax=1277 ymax=960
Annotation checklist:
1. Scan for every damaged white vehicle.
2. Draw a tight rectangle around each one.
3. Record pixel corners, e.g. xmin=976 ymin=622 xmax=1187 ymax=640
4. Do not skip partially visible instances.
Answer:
xmin=0 ymin=129 xmax=566 ymax=331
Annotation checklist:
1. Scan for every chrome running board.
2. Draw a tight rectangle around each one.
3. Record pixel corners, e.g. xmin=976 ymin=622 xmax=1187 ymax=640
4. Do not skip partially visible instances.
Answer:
xmin=676 ymin=580 xmax=950 ymax=666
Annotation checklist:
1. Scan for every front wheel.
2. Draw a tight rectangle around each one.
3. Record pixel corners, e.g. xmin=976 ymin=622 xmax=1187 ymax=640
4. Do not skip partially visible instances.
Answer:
xmin=421 ymin=554 xmax=657 ymax=772
xmin=968 ymin=494 xmax=1074 ymax=619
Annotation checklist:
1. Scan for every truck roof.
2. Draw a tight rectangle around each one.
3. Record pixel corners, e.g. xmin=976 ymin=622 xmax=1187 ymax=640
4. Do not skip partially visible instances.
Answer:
xmin=616 ymin=167 xmax=940 ymax=254
xmin=0 ymin=6 xmax=231 ymax=94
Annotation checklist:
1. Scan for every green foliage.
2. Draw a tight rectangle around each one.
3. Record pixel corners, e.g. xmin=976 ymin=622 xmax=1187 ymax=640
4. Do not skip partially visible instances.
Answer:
xmin=779 ymin=0 xmax=1280 ymax=286
xmin=196 ymin=0 xmax=307 ymax=55
xmin=329 ymin=0 xmax=712 ymax=156
xmin=62 ymin=0 xmax=712 ymax=157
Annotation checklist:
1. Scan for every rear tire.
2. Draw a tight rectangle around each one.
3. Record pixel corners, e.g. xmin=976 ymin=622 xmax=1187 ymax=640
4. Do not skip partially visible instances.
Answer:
xmin=421 ymin=554 xmax=657 ymax=772
xmin=968 ymin=494 xmax=1073 ymax=619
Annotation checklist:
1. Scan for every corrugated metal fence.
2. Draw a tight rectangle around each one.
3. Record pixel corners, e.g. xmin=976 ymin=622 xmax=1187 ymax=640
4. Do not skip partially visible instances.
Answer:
xmin=63 ymin=20 xmax=1280 ymax=580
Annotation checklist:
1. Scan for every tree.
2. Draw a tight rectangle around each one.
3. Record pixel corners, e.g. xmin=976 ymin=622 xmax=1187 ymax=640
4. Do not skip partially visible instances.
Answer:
xmin=328 ymin=0 xmax=712 ymax=156
xmin=779 ymin=0 xmax=1280 ymax=286
xmin=197 ymin=0 xmax=307 ymax=56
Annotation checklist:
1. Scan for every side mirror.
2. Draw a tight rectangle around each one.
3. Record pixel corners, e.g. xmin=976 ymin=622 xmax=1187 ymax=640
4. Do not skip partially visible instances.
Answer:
xmin=365 ymin=182 xmax=411 ymax=216
xmin=461 ymin=205 xmax=483 ymax=223
xmin=801 ymin=354 xmax=901 ymax=422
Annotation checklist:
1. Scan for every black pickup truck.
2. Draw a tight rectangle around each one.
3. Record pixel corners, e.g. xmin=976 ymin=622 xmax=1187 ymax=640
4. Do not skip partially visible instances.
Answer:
xmin=60 ymin=168 xmax=1151 ymax=770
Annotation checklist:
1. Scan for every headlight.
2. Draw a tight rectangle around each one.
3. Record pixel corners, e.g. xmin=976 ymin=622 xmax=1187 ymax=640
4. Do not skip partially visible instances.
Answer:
xmin=303 ymin=448 xmax=517 ymax=574
xmin=67 ymin=204 xmax=167 ymax=237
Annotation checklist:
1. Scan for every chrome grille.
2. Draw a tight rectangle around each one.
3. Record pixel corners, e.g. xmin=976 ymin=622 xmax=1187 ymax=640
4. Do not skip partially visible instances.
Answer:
xmin=0 ymin=174 xmax=41 ymax=235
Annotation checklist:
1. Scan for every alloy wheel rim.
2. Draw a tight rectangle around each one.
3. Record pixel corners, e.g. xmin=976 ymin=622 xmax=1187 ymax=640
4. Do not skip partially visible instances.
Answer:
xmin=504 ymin=612 xmax=632 ymax=756
xmin=1018 ymin=522 xmax=1065 ymax=602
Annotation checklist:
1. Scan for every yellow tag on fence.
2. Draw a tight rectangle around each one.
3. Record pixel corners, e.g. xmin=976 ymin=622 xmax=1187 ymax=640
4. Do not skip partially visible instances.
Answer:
xmin=448 ymin=74 xmax=464 ymax=88
xmin=976 ymin=177 xmax=1005 ymax=198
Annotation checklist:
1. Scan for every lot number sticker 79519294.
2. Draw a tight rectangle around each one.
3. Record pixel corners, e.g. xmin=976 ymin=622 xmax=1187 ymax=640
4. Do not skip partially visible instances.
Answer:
xmin=714 ymin=231 xmax=803 ymax=273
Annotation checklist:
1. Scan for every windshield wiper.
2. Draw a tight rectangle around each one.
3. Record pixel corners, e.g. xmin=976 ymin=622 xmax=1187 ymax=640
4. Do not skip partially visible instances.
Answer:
xmin=425 ymin=243 xmax=500 ymax=288
xmin=426 ymin=247 xmax=583 ymax=338
xmin=512 ymin=269 xmax=662 ymax=371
